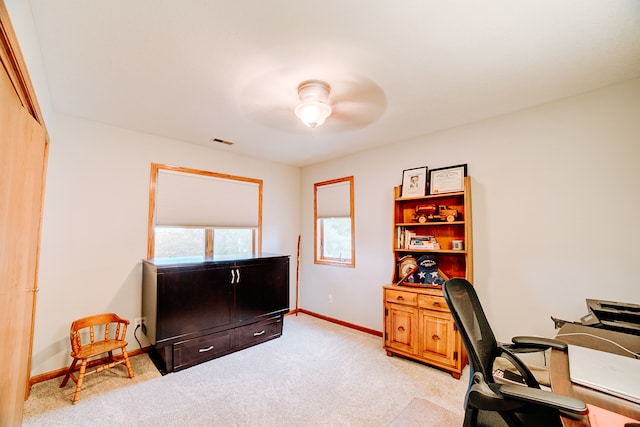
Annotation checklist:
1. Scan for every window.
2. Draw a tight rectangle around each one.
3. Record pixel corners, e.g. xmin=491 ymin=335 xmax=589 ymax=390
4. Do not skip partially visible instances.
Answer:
xmin=212 ymin=228 xmax=255 ymax=256
xmin=318 ymin=217 xmax=352 ymax=261
xmin=154 ymin=227 xmax=205 ymax=258
xmin=148 ymin=164 xmax=262 ymax=259
xmin=153 ymin=227 xmax=257 ymax=258
xmin=314 ymin=176 xmax=355 ymax=267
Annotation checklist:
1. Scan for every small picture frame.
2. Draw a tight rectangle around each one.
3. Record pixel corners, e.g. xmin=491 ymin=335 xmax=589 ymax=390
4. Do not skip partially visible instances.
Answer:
xmin=429 ymin=164 xmax=467 ymax=194
xmin=401 ymin=166 xmax=428 ymax=197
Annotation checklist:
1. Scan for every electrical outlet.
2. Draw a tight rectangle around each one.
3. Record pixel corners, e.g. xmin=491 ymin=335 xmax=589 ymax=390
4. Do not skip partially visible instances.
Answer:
xmin=328 ymin=294 xmax=333 ymax=304
xmin=134 ymin=317 xmax=146 ymax=328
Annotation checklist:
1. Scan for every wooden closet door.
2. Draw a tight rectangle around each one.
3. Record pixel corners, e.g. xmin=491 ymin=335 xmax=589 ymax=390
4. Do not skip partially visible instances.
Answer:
xmin=0 ymin=2 xmax=49 ymax=424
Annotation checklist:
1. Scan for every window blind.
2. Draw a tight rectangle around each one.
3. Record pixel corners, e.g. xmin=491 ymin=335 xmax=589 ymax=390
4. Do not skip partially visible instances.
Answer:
xmin=155 ymin=170 xmax=260 ymax=227
xmin=316 ymin=180 xmax=351 ymax=218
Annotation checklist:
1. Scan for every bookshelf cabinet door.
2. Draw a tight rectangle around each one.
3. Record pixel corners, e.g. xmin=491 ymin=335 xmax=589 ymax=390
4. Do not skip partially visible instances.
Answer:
xmin=385 ymin=304 xmax=418 ymax=355
xmin=418 ymin=309 xmax=458 ymax=369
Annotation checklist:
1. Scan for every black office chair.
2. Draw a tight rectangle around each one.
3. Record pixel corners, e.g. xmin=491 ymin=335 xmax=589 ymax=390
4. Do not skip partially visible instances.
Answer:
xmin=442 ymin=278 xmax=588 ymax=427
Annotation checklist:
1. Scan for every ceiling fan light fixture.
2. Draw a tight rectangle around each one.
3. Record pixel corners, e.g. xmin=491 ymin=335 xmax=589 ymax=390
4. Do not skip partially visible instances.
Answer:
xmin=295 ymin=80 xmax=332 ymax=128
xmin=295 ymin=101 xmax=332 ymax=128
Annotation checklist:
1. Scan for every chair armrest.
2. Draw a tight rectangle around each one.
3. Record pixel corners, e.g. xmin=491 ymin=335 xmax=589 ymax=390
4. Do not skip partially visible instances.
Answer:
xmin=499 ymin=383 xmax=587 ymax=416
xmin=467 ymin=373 xmax=528 ymax=412
xmin=468 ymin=373 xmax=588 ymax=422
xmin=511 ymin=336 xmax=568 ymax=351
xmin=111 ymin=313 xmax=131 ymax=325
xmin=498 ymin=347 xmax=541 ymax=388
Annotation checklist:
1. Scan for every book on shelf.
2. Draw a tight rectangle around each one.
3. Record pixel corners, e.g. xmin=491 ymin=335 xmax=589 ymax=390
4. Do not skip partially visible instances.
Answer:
xmin=396 ymin=226 xmax=406 ymax=249
xmin=408 ymin=236 xmax=440 ymax=250
xmin=397 ymin=228 xmax=417 ymax=249
xmin=397 ymin=229 xmax=441 ymax=250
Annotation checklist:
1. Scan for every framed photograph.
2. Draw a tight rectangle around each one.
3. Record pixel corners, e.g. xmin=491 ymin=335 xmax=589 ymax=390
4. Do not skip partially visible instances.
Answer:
xmin=401 ymin=166 xmax=428 ymax=197
xmin=429 ymin=164 xmax=467 ymax=194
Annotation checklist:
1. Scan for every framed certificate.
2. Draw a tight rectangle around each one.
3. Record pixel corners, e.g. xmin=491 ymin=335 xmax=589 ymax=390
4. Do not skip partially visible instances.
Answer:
xmin=401 ymin=166 xmax=428 ymax=197
xmin=429 ymin=164 xmax=467 ymax=194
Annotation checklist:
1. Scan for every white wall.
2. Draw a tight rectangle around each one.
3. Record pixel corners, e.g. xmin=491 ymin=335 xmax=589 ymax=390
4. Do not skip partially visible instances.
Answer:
xmin=300 ymin=78 xmax=640 ymax=342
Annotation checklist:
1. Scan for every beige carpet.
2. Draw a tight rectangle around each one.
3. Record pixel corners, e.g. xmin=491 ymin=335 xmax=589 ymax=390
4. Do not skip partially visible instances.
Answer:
xmin=23 ymin=313 xmax=467 ymax=426
xmin=389 ymin=398 xmax=463 ymax=427
xmin=24 ymin=352 xmax=162 ymax=417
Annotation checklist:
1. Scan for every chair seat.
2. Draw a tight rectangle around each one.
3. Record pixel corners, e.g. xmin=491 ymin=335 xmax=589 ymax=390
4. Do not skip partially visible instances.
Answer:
xmin=73 ymin=339 xmax=129 ymax=359
xmin=60 ymin=313 xmax=134 ymax=404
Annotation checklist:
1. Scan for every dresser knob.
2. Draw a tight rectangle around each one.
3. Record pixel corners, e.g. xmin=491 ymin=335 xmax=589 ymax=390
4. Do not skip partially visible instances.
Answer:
xmin=432 ymin=334 xmax=440 ymax=341
xmin=398 ymin=326 xmax=405 ymax=332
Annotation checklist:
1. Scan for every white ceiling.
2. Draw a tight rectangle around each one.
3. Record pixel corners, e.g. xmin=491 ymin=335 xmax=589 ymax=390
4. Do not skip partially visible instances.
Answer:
xmin=28 ymin=1 xmax=640 ymax=166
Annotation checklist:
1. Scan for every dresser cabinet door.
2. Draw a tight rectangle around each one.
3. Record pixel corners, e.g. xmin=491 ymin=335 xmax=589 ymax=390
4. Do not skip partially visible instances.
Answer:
xmin=234 ymin=257 xmax=289 ymax=322
xmin=157 ymin=265 xmax=234 ymax=342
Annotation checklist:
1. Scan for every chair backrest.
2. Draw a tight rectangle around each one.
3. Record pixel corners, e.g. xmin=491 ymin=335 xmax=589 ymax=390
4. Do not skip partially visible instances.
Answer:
xmin=442 ymin=278 xmax=499 ymax=382
xmin=69 ymin=313 xmax=129 ymax=355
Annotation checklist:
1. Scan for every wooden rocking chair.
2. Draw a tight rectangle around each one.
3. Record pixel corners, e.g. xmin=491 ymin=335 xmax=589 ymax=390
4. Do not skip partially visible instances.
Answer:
xmin=60 ymin=313 xmax=135 ymax=404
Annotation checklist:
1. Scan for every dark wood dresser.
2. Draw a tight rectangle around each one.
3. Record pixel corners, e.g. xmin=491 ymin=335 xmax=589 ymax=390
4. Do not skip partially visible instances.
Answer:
xmin=142 ymin=253 xmax=290 ymax=373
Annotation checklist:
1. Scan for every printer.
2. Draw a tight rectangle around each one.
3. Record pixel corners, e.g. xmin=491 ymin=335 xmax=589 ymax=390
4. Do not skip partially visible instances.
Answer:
xmin=553 ymin=298 xmax=640 ymax=336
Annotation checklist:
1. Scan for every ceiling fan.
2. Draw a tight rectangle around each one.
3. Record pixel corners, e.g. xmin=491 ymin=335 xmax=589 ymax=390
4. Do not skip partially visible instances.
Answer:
xmin=239 ymin=73 xmax=387 ymax=133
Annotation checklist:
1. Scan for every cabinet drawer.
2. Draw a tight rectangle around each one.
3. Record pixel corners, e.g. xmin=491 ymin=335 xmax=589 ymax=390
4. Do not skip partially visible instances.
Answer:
xmin=173 ymin=331 xmax=232 ymax=371
xmin=418 ymin=294 xmax=448 ymax=312
xmin=385 ymin=289 xmax=418 ymax=306
xmin=236 ymin=317 xmax=283 ymax=349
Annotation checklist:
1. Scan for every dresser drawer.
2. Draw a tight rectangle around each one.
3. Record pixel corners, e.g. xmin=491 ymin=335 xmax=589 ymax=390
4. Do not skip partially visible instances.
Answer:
xmin=173 ymin=331 xmax=232 ymax=371
xmin=236 ymin=316 xmax=283 ymax=349
xmin=418 ymin=294 xmax=448 ymax=312
xmin=385 ymin=289 xmax=418 ymax=306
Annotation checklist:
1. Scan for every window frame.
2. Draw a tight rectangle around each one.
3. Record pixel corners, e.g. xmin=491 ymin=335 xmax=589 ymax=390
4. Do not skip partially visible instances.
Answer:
xmin=313 ymin=176 xmax=355 ymax=268
xmin=147 ymin=163 xmax=262 ymax=259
